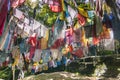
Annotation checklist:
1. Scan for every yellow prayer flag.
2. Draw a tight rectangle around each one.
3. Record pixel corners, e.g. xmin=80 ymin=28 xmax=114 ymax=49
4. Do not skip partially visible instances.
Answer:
xmin=78 ymin=7 xmax=88 ymax=17
xmin=74 ymin=21 xmax=81 ymax=30
xmin=61 ymin=0 xmax=66 ymax=11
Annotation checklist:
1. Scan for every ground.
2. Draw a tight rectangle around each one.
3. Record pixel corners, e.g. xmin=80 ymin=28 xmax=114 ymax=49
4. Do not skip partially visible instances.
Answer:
xmin=23 ymin=71 xmax=120 ymax=80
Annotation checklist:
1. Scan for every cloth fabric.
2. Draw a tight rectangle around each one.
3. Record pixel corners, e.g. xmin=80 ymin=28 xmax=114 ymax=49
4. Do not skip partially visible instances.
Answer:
xmin=29 ymin=35 xmax=37 ymax=47
xmin=45 ymin=29 xmax=49 ymax=41
xmin=51 ymin=38 xmax=64 ymax=49
xmin=89 ymin=0 xmax=94 ymax=8
xmin=19 ymin=38 xmax=29 ymax=53
xmin=11 ymin=0 xmax=25 ymax=8
xmin=87 ymin=10 xmax=94 ymax=18
xmin=74 ymin=21 xmax=81 ymax=30
xmin=33 ymin=49 xmax=42 ymax=62
xmin=67 ymin=5 xmax=77 ymax=19
xmin=41 ymin=38 xmax=48 ymax=49
xmin=0 ymin=30 xmax=9 ymax=50
xmin=65 ymin=27 xmax=73 ymax=45
xmin=41 ymin=26 xmax=47 ymax=37
xmin=36 ymin=39 xmax=41 ymax=49
xmin=14 ymin=35 xmax=22 ymax=46
xmin=61 ymin=0 xmax=66 ymax=11
xmin=59 ymin=11 xmax=65 ymax=20
xmin=65 ymin=5 xmax=72 ymax=25
xmin=51 ymin=19 xmax=64 ymax=46
xmin=72 ymin=48 xmax=83 ymax=58
xmin=29 ymin=46 xmax=36 ymax=60
xmin=89 ymin=45 xmax=96 ymax=56
xmin=77 ymin=14 xmax=86 ymax=26
xmin=58 ymin=22 xmax=66 ymax=39
xmin=102 ymin=29 xmax=114 ymax=51
xmin=50 ymin=49 xmax=59 ymax=60
xmin=93 ymin=37 xmax=99 ymax=45
xmin=103 ymin=13 xmax=112 ymax=28
xmin=84 ymin=25 xmax=93 ymax=38
xmin=94 ymin=15 xmax=102 ymax=36
xmin=0 ymin=0 xmax=4 ymax=11
xmin=61 ymin=56 xmax=67 ymax=65
xmin=78 ymin=7 xmax=88 ymax=18
xmin=23 ymin=24 xmax=32 ymax=36
xmin=48 ymin=30 xmax=54 ymax=47
xmin=80 ymin=28 xmax=88 ymax=47
xmin=0 ymin=52 xmax=8 ymax=63
xmin=13 ymin=9 xmax=24 ymax=20
xmin=82 ymin=46 xmax=89 ymax=57
xmin=29 ymin=34 xmax=37 ymax=59
xmin=95 ymin=0 xmax=103 ymax=17
xmin=100 ymin=24 xmax=110 ymax=39
xmin=102 ymin=2 xmax=111 ymax=14
xmin=73 ymin=28 xmax=81 ymax=42
xmin=65 ymin=28 xmax=73 ymax=37
xmin=66 ymin=36 xmax=73 ymax=45
xmin=54 ymin=19 xmax=64 ymax=37
xmin=42 ymin=50 xmax=51 ymax=63
xmin=12 ymin=46 xmax=20 ymax=66
xmin=4 ymin=32 xmax=12 ymax=50
xmin=0 ymin=0 xmax=8 ymax=36
xmin=8 ymin=0 xmax=11 ymax=11
xmin=116 ymin=0 xmax=120 ymax=9
xmin=49 ymin=0 xmax=62 ymax=12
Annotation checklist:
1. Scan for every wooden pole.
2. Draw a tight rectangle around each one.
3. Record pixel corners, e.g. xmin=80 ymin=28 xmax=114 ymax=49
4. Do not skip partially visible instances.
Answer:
xmin=12 ymin=66 xmax=15 ymax=80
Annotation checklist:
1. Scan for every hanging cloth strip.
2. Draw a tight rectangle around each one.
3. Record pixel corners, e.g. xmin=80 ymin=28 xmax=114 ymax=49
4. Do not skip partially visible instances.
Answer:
xmin=0 ymin=32 xmax=9 ymax=50
xmin=77 ymin=7 xmax=88 ymax=18
xmin=11 ymin=0 xmax=25 ymax=8
xmin=53 ymin=19 xmax=64 ymax=43
xmin=49 ymin=0 xmax=62 ymax=12
xmin=102 ymin=13 xmax=113 ymax=28
xmin=67 ymin=5 xmax=77 ymax=19
xmin=19 ymin=38 xmax=29 ymax=54
xmin=73 ymin=28 xmax=81 ymax=43
xmin=95 ymin=0 xmax=103 ymax=17
xmin=0 ymin=0 xmax=4 ymax=11
xmin=0 ymin=0 xmax=8 ymax=36
xmin=65 ymin=27 xmax=73 ymax=45
xmin=33 ymin=49 xmax=42 ymax=62
xmin=12 ymin=46 xmax=20 ymax=66
xmin=100 ymin=24 xmax=111 ymax=39
xmin=3 ymin=32 xmax=12 ymax=50
xmin=80 ymin=28 xmax=88 ymax=47
xmin=116 ymin=0 xmax=120 ymax=9
xmin=102 ymin=29 xmax=115 ymax=51
xmin=94 ymin=15 xmax=102 ymax=37
xmin=77 ymin=14 xmax=86 ymax=26
xmin=72 ymin=48 xmax=84 ymax=58
xmin=41 ymin=38 xmax=48 ymax=50
xmin=51 ymin=38 xmax=65 ymax=49
xmin=29 ymin=33 xmax=37 ymax=60
xmin=41 ymin=29 xmax=49 ymax=49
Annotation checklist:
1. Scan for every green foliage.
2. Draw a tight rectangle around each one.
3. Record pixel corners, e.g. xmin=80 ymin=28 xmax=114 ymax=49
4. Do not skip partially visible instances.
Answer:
xmin=35 ymin=4 xmax=58 ymax=27
xmin=0 ymin=67 xmax=11 ymax=79
xmin=98 ymin=50 xmax=114 ymax=56
xmin=23 ymin=4 xmax=59 ymax=27
xmin=25 ymin=0 xmax=39 ymax=9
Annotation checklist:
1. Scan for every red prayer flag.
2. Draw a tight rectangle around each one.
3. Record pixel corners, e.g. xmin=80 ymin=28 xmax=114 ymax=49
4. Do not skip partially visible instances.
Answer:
xmin=72 ymin=48 xmax=83 ymax=58
xmin=77 ymin=14 xmax=86 ymax=26
xmin=93 ymin=37 xmax=99 ymax=45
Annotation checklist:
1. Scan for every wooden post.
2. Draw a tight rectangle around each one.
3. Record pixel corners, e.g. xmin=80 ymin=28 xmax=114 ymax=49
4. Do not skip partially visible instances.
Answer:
xmin=12 ymin=66 xmax=15 ymax=80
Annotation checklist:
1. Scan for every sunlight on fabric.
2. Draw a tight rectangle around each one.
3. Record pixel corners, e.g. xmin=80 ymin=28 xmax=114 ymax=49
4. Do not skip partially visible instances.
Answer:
xmin=31 ymin=0 xmax=37 ymax=2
